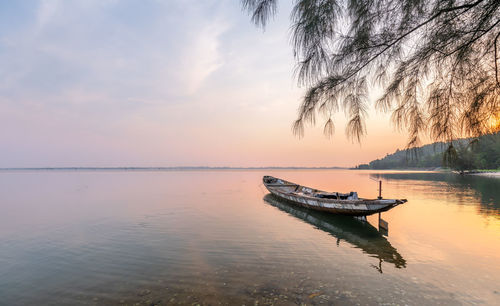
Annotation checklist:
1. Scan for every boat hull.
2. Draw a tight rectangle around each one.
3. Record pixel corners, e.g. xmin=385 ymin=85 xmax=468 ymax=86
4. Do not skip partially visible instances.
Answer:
xmin=263 ymin=176 xmax=405 ymax=216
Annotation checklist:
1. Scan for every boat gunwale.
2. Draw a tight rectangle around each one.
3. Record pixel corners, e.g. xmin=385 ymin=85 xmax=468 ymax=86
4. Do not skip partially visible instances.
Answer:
xmin=263 ymin=176 xmax=400 ymax=206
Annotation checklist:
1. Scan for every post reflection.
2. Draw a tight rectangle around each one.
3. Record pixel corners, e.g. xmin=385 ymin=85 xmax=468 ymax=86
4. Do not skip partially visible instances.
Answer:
xmin=263 ymin=194 xmax=406 ymax=273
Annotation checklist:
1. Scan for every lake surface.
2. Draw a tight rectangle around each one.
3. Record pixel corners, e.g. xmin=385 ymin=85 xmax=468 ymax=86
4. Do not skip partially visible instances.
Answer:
xmin=0 ymin=169 xmax=499 ymax=305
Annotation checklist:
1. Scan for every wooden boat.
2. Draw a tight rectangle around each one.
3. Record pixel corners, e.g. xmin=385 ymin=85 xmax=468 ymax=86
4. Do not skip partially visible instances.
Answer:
xmin=263 ymin=176 xmax=407 ymax=216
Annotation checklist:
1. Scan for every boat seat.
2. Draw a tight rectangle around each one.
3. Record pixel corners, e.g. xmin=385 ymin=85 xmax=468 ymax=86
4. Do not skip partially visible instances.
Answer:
xmin=316 ymin=191 xmax=358 ymax=200
xmin=265 ymin=183 xmax=298 ymax=187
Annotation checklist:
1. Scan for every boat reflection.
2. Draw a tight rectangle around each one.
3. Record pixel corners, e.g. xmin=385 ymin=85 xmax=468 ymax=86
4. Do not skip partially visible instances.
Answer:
xmin=263 ymin=194 xmax=406 ymax=273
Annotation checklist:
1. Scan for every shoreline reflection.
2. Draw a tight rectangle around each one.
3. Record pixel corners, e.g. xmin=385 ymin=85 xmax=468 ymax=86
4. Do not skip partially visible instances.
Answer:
xmin=263 ymin=194 xmax=406 ymax=273
xmin=370 ymin=172 xmax=500 ymax=216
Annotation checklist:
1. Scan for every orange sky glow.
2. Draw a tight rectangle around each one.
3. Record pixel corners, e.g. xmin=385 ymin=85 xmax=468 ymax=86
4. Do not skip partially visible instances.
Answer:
xmin=0 ymin=1 xmax=416 ymax=168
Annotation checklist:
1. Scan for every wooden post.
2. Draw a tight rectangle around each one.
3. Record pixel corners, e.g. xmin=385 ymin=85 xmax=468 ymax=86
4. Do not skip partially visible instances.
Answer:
xmin=378 ymin=180 xmax=382 ymax=199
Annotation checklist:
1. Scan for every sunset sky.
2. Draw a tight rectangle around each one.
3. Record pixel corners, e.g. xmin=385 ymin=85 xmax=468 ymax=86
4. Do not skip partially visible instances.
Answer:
xmin=0 ymin=0 xmax=410 ymax=167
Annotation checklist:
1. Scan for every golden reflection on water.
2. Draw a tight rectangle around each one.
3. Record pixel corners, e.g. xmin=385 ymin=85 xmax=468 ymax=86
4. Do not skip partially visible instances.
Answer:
xmin=260 ymin=170 xmax=500 ymax=303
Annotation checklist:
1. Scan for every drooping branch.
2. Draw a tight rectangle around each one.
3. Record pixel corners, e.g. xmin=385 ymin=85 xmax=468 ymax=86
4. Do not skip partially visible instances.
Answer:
xmin=242 ymin=0 xmax=277 ymax=27
xmin=243 ymin=0 xmax=500 ymax=147
xmin=330 ymin=0 xmax=486 ymax=88
xmin=495 ymin=31 xmax=500 ymax=86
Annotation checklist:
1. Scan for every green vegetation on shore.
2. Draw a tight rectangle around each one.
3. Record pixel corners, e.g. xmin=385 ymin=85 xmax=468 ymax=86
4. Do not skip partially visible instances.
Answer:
xmin=356 ymin=133 xmax=500 ymax=171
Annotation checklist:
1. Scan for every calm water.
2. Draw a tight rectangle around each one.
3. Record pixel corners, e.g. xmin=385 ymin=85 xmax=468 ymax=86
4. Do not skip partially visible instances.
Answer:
xmin=0 ymin=170 xmax=499 ymax=305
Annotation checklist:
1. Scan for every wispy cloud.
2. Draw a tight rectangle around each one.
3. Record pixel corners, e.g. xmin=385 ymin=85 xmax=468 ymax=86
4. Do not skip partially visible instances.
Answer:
xmin=0 ymin=0 xmax=406 ymax=167
xmin=2 ymin=0 xmax=229 ymax=106
xmin=36 ymin=0 xmax=61 ymax=31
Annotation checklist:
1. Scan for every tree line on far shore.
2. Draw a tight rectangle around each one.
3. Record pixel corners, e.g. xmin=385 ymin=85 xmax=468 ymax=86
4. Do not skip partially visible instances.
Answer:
xmin=355 ymin=132 xmax=500 ymax=171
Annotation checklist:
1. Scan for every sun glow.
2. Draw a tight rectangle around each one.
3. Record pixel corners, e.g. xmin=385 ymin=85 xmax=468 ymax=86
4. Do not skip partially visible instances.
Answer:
xmin=490 ymin=113 xmax=500 ymax=133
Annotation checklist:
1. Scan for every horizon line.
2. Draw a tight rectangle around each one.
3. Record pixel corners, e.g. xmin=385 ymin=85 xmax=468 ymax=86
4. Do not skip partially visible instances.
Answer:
xmin=0 ymin=166 xmax=350 ymax=171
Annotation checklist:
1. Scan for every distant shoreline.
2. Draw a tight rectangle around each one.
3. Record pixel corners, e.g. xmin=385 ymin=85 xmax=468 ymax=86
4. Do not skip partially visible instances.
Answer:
xmin=350 ymin=167 xmax=441 ymax=171
xmin=1 ymin=168 xmax=497 ymax=177
xmin=468 ymin=171 xmax=500 ymax=178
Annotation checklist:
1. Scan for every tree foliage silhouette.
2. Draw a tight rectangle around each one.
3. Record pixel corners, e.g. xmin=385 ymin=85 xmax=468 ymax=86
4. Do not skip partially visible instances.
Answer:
xmin=243 ymin=0 xmax=500 ymax=148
